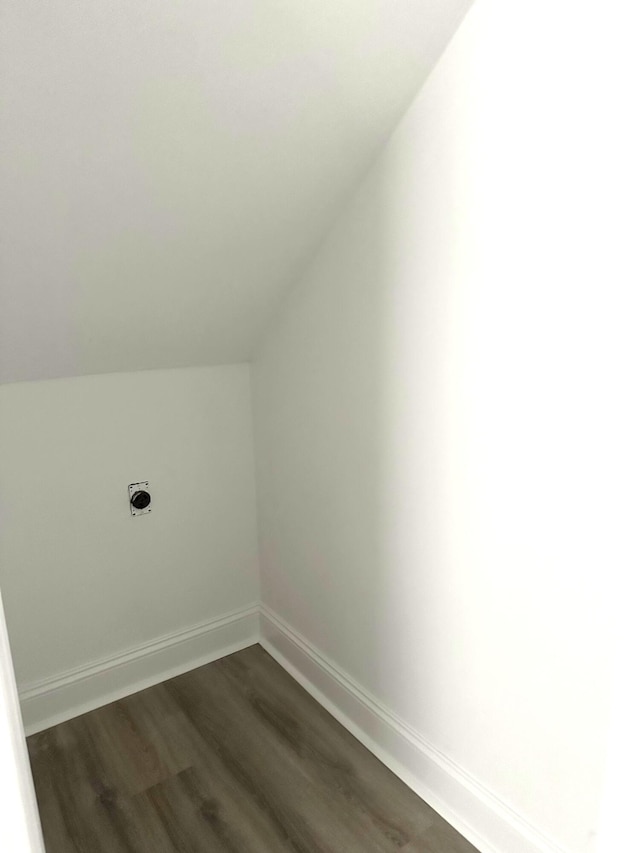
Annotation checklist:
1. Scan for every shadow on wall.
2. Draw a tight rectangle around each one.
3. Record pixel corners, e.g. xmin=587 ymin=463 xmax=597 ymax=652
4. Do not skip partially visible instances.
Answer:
xmin=253 ymin=2 xmax=638 ymax=852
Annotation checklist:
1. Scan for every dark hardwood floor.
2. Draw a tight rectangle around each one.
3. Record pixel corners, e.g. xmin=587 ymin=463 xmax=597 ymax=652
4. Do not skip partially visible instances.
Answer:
xmin=28 ymin=645 xmax=478 ymax=852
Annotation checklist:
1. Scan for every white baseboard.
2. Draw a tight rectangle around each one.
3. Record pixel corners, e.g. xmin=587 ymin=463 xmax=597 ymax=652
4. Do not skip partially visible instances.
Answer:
xmin=20 ymin=603 xmax=260 ymax=736
xmin=259 ymin=605 xmax=568 ymax=853
xmin=19 ymin=600 xmax=569 ymax=853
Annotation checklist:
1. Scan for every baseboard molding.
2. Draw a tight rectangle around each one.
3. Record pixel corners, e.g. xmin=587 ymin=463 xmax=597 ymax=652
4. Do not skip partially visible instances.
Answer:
xmin=259 ymin=605 xmax=568 ymax=853
xmin=20 ymin=603 xmax=260 ymax=736
xmin=19 ymin=601 xmax=570 ymax=853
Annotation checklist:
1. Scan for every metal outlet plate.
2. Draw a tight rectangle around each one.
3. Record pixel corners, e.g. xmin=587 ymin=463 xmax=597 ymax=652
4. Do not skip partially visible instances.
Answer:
xmin=129 ymin=481 xmax=151 ymax=516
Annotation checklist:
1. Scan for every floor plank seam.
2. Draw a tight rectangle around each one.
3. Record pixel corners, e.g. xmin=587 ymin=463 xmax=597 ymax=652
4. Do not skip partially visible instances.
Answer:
xmin=259 ymin=605 xmax=569 ymax=853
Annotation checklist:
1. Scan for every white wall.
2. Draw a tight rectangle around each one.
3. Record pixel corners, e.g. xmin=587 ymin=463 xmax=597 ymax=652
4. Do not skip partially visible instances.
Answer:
xmin=596 ymin=627 xmax=640 ymax=852
xmin=0 ymin=0 xmax=470 ymax=385
xmin=0 ymin=588 xmax=45 ymax=852
xmin=0 ymin=365 xmax=259 ymax=723
xmin=253 ymin=2 xmax=638 ymax=852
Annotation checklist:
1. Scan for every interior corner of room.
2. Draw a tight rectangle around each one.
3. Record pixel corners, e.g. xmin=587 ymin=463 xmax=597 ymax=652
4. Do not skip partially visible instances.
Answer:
xmin=0 ymin=1 xmax=637 ymax=852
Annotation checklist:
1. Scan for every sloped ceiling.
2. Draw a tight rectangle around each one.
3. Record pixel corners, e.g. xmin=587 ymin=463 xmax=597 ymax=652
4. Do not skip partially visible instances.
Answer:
xmin=0 ymin=0 xmax=470 ymax=384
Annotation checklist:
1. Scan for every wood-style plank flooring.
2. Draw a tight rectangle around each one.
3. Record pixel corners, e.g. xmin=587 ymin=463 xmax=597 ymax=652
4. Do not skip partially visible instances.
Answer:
xmin=28 ymin=645 xmax=479 ymax=852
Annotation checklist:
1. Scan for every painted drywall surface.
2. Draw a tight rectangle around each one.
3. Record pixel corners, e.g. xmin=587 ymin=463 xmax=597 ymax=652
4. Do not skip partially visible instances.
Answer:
xmin=595 ymin=589 xmax=640 ymax=851
xmin=0 ymin=0 xmax=471 ymax=384
xmin=0 ymin=588 xmax=45 ymax=852
xmin=0 ymin=366 xmax=259 ymax=688
xmin=253 ymin=1 xmax=638 ymax=851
